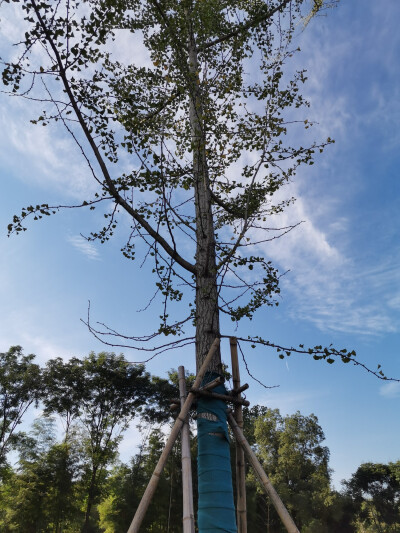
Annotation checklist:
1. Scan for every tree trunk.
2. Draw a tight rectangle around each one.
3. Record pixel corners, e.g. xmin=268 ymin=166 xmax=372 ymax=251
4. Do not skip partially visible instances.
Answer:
xmin=187 ymin=24 xmax=221 ymax=375
xmin=187 ymin=17 xmax=237 ymax=533
xmin=82 ymin=466 xmax=98 ymax=533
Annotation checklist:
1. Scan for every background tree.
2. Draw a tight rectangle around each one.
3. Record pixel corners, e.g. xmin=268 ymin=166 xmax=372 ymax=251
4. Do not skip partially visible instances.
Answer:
xmin=344 ymin=461 xmax=400 ymax=533
xmin=98 ymin=372 xmax=195 ymax=532
xmin=43 ymin=351 xmax=158 ymax=532
xmin=0 ymin=346 xmax=42 ymax=474
xmin=43 ymin=357 xmax=85 ymax=440
xmin=0 ymin=417 xmax=83 ymax=533
xmin=244 ymin=405 xmax=334 ymax=531
xmin=2 ymin=354 xmax=399 ymax=533
xmin=0 ymin=347 xmax=177 ymax=532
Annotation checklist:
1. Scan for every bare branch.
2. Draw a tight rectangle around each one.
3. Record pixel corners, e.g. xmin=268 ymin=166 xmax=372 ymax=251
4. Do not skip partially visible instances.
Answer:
xmin=30 ymin=0 xmax=196 ymax=275
xmin=199 ymin=0 xmax=293 ymax=52
xmin=229 ymin=336 xmax=400 ymax=382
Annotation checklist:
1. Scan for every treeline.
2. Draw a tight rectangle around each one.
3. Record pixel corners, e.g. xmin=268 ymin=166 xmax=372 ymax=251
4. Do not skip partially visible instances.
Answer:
xmin=0 ymin=346 xmax=399 ymax=532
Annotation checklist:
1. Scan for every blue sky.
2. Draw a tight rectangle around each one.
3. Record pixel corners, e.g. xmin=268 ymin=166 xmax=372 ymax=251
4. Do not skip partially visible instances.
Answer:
xmin=0 ymin=1 xmax=399 ymax=489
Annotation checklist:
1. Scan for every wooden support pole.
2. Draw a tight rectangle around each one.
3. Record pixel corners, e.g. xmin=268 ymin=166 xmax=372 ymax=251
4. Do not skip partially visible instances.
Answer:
xmin=178 ymin=366 xmax=195 ymax=533
xmin=190 ymin=388 xmax=250 ymax=406
xmin=227 ymin=412 xmax=300 ymax=533
xmin=127 ymin=338 xmax=220 ymax=533
xmin=230 ymin=383 xmax=249 ymax=396
xmin=201 ymin=375 xmax=224 ymax=391
xmin=230 ymin=336 xmax=247 ymax=533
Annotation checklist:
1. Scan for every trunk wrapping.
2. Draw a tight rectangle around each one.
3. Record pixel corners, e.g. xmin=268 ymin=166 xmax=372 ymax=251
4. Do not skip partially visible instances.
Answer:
xmin=197 ymin=374 xmax=236 ymax=532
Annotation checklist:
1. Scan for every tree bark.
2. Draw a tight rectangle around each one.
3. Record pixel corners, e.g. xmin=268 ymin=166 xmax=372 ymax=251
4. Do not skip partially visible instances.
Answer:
xmin=186 ymin=18 xmax=221 ymax=374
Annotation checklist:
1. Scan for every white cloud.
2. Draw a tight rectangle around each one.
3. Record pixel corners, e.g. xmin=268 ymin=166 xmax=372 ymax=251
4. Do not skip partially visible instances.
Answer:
xmin=0 ymin=98 xmax=99 ymax=199
xmin=67 ymin=235 xmax=100 ymax=260
xmin=241 ymin=5 xmax=400 ymax=337
xmin=108 ymin=29 xmax=152 ymax=68
xmin=23 ymin=340 xmax=70 ymax=364
xmin=388 ymin=294 xmax=400 ymax=311
xmin=0 ymin=3 xmax=29 ymax=52
xmin=258 ymin=187 xmax=400 ymax=335
xmin=0 ymin=327 xmax=75 ymax=365
xmin=380 ymin=382 xmax=400 ymax=399
xmin=0 ymin=4 xmax=109 ymax=200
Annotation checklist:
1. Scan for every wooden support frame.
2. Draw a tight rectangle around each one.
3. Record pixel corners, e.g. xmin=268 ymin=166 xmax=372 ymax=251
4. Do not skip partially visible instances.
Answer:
xmin=178 ymin=366 xmax=195 ymax=533
xmin=230 ymin=337 xmax=247 ymax=533
xmin=127 ymin=336 xmax=300 ymax=533
xmin=127 ymin=338 xmax=220 ymax=533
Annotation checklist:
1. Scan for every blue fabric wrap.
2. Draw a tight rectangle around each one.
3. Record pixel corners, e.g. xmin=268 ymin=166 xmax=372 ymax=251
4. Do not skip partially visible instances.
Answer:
xmin=197 ymin=372 xmax=237 ymax=533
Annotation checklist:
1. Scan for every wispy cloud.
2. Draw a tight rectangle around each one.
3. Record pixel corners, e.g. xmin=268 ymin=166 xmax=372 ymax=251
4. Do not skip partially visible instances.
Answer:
xmin=265 ymin=196 xmax=400 ymax=335
xmin=249 ymin=4 xmax=400 ymax=337
xmin=0 ymin=325 xmax=75 ymax=365
xmin=258 ymin=170 xmax=400 ymax=336
xmin=0 ymin=100 xmax=99 ymax=199
xmin=67 ymin=235 xmax=100 ymax=261
xmin=108 ymin=29 xmax=152 ymax=69
xmin=0 ymin=5 xmax=103 ymax=200
xmin=380 ymin=382 xmax=400 ymax=399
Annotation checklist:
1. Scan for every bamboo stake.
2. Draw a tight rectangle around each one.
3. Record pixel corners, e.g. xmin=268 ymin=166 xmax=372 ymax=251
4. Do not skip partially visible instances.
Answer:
xmin=127 ymin=337 xmax=220 ymax=533
xmin=201 ymin=375 xmax=224 ymax=391
xmin=190 ymin=388 xmax=250 ymax=406
xmin=230 ymin=337 xmax=247 ymax=533
xmin=230 ymin=383 xmax=249 ymax=395
xmin=227 ymin=412 xmax=300 ymax=533
xmin=178 ymin=366 xmax=195 ymax=533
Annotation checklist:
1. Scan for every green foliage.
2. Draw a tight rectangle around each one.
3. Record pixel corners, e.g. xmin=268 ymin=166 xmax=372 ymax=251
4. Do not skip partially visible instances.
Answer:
xmin=43 ymin=351 xmax=160 ymax=532
xmin=243 ymin=405 xmax=338 ymax=531
xmin=0 ymin=418 xmax=84 ymax=533
xmin=0 ymin=346 xmax=42 ymax=472
xmin=1 ymin=357 xmax=399 ymax=533
xmin=344 ymin=461 xmax=400 ymax=532
xmin=1 ymin=0 xmax=335 ymax=339
xmin=0 ymin=347 xmax=177 ymax=533
xmin=0 ymin=345 xmax=186 ymax=531
xmin=98 ymin=428 xmax=185 ymax=533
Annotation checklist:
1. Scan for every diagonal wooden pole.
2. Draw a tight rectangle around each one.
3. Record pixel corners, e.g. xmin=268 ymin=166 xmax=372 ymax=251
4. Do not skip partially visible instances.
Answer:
xmin=227 ymin=412 xmax=300 ymax=533
xmin=127 ymin=338 xmax=220 ymax=533
xmin=229 ymin=337 xmax=247 ymax=533
xmin=178 ymin=365 xmax=195 ymax=533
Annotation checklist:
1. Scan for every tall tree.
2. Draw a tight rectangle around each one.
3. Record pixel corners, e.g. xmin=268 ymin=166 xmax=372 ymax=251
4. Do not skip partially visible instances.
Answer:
xmin=43 ymin=357 xmax=84 ymax=440
xmin=43 ymin=352 xmax=156 ymax=532
xmin=0 ymin=346 xmax=42 ymax=472
xmin=0 ymin=417 xmax=83 ymax=533
xmin=2 ymin=0 xmax=389 ymax=530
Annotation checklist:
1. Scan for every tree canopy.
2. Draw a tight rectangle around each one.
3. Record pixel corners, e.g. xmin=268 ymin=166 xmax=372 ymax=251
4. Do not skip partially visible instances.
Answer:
xmin=0 ymin=346 xmax=42 ymax=472
xmin=0 ymin=0 xmax=368 ymax=375
xmin=344 ymin=461 xmax=400 ymax=533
